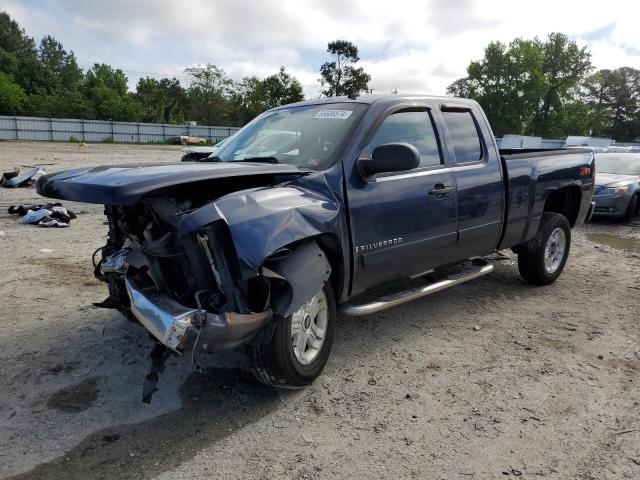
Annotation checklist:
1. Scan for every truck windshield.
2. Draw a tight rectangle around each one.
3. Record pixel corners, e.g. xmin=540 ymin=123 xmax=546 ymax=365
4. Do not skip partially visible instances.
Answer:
xmin=595 ymin=154 xmax=640 ymax=175
xmin=214 ymin=103 xmax=367 ymax=170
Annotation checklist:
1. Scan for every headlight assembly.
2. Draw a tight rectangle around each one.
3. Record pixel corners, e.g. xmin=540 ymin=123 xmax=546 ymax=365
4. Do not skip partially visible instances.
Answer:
xmin=599 ymin=186 xmax=629 ymax=195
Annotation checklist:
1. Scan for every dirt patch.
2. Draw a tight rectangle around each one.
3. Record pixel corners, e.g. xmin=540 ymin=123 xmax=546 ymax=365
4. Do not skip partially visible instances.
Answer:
xmin=45 ymin=361 xmax=80 ymax=375
xmin=29 ymin=256 xmax=101 ymax=288
xmin=1 ymin=143 xmax=640 ymax=480
xmin=47 ymin=377 xmax=100 ymax=413
xmin=11 ymin=369 xmax=279 ymax=480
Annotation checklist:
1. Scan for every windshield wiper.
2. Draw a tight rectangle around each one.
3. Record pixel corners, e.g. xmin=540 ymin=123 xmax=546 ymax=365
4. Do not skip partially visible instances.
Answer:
xmin=235 ymin=156 xmax=280 ymax=164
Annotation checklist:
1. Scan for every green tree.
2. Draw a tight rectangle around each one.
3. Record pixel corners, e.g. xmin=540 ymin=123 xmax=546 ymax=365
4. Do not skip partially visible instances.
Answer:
xmin=228 ymin=75 xmax=266 ymax=125
xmin=319 ymin=40 xmax=371 ymax=97
xmin=38 ymin=35 xmax=83 ymax=92
xmin=448 ymin=33 xmax=592 ymax=138
xmin=184 ymin=64 xmax=233 ymax=125
xmin=228 ymin=67 xmax=305 ymax=126
xmin=448 ymin=39 xmax=545 ymax=137
xmin=100 ymin=94 xmax=143 ymax=122
xmin=583 ymin=67 xmax=640 ymax=141
xmin=0 ymin=72 xmax=27 ymax=113
xmin=84 ymin=63 xmax=128 ymax=96
xmin=262 ymin=67 xmax=304 ymax=108
xmin=527 ymin=33 xmax=592 ymax=137
xmin=27 ymin=89 xmax=95 ymax=118
xmin=0 ymin=12 xmax=43 ymax=94
xmin=82 ymin=63 xmax=131 ymax=119
xmin=556 ymin=100 xmax=608 ymax=137
xmin=136 ymin=77 xmax=186 ymax=123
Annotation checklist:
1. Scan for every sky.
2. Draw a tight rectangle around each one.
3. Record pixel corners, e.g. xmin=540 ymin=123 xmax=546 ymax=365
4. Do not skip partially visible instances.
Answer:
xmin=2 ymin=0 xmax=639 ymax=98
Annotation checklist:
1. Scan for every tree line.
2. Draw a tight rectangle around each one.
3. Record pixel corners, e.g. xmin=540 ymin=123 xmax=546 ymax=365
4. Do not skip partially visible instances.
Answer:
xmin=0 ymin=12 xmax=304 ymax=126
xmin=448 ymin=33 xmax=640 ymax=142
xmin=2 ymin=9 xmax=638 ymax=141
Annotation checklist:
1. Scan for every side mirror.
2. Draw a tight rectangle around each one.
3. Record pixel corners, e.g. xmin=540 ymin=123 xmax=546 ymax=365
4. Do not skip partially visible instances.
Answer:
xmin=358 ymin=142 xmax=420 ymax=176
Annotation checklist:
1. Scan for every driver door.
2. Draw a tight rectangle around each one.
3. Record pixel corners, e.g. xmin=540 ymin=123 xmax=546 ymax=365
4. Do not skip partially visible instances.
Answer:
xmin=348 ymin=107 xmax=458 ymax=294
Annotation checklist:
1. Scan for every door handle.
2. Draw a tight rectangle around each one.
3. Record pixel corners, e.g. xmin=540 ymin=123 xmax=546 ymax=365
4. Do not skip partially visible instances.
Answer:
xmin=429 ymin=184 xmax=453 ymax=196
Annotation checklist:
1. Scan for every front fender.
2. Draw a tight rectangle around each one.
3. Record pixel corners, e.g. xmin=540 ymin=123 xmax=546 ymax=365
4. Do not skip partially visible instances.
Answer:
xmin=218 ymin=184 xmax=341 ymax=278
xmin=176 ymin=179 xmax=343 ymax=280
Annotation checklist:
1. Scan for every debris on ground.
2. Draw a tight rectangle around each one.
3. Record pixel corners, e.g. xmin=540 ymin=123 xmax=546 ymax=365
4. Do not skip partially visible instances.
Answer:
xmin=8 ymin=203 xmax=76 ymax=228
xmin=101 ymin=434 xmax=120 ymax=444
xmin=71 ymin=367 xmax=91 ymax=377
xmin=1 ymin=166 xmax=46 ymax=188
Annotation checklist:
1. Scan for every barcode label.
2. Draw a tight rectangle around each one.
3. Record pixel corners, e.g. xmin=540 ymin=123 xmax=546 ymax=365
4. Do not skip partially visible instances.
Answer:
xmin=314 ymin=110 xmax=354 ymax=120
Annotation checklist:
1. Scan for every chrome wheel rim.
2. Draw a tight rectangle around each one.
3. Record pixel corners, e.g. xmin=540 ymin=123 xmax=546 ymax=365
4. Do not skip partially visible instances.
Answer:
xmin=544 ymin=227 xmax=566 ymax=274
xmin=290 ymin=289 xmax=328 ymax=365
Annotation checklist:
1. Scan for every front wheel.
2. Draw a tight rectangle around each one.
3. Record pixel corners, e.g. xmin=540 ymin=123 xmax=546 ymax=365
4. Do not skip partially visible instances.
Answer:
xmin=518 ymin=212 xmax=571 ymax=286
xmin=246 ymin=283 xmax=336 ymax=388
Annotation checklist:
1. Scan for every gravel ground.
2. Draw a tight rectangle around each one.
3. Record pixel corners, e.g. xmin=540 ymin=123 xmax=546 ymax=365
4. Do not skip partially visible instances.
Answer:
xmin=0 ymin=141 xmax=639 ymax=480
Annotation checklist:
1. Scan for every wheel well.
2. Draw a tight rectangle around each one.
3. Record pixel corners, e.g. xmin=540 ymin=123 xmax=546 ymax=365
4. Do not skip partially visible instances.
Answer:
xmin=278 ymin=234 xmax=343 ymax=300
xmin=314 ymin=234 xmax=343 ymax=299
xmin=543 ymin=186 xmax=581 ymax=227
xmin=258 ymin=234 xmax=343 ymax=316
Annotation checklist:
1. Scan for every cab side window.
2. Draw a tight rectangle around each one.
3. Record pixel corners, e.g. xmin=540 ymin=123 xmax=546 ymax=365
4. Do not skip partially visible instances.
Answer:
xmin=367 ymin=110 xmax=442 ymax=169
xmin=442 ymin=111 xmax=482 ymax=164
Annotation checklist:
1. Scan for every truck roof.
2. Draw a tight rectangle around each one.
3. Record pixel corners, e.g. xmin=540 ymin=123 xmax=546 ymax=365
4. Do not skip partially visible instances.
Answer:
xmin=279 ymin=93 xmax=477 ymax=110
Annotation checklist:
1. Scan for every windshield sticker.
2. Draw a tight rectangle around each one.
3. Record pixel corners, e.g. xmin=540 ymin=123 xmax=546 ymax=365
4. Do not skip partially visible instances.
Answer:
xmin=314 ymin=110 xmax=353 ymax=120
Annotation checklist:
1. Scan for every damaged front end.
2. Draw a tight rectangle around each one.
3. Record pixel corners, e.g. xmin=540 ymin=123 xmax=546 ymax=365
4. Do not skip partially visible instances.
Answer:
xmin=95 ymin=197 xmax=274 ymax=355
xmin=38 ymin=161 xmax=339 ymax=400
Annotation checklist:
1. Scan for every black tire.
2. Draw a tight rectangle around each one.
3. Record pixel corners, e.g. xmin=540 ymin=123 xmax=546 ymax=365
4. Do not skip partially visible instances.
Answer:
xmin=518 ymin=212 xmax=571 ymax=286
xmin=622 ymin=195 xmax=638 ymax=222
xmin=246 ymin=282 xmax=336 ymax=388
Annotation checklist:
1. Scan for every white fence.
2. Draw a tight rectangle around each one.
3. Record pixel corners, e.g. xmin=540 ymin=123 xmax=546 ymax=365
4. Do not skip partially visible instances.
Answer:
xmin=0 ymin=115 xmax=240 ymax=144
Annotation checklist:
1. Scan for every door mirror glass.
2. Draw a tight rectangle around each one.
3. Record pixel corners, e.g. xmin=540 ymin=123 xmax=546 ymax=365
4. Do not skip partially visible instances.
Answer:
xmin=358 ymin=142 xmax=421 ymax=176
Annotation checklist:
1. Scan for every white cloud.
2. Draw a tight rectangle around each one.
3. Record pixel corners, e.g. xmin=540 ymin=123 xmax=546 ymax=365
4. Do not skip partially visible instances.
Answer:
xmin=0 ymin=0 xmax=638 ymax=97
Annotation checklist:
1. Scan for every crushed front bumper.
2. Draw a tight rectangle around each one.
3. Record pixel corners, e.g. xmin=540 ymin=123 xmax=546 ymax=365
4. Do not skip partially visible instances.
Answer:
xmin=124 ymin=277 xmax=272 ymax=353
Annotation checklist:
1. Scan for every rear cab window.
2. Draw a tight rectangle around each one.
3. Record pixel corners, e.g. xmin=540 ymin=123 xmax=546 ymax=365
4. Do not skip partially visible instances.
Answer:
xmin=366 ymin=109 xmax=443 ymax=170
xmin=441 ymin=110 xmax=483 ymax=164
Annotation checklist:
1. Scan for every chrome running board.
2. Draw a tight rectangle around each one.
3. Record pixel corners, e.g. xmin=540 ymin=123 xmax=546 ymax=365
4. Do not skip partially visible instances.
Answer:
xmin=340 ymin=259 xmax=494 ymax=317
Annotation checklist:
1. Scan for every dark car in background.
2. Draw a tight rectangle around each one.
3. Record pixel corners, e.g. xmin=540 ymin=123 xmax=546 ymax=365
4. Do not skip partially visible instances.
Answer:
xmin=592 ymin=153 xmax=640 ymax=221
xmin=180 ymin=146 xmax=220 ymax=162
xmin=180 ymin=136 xmax=235 ymax=162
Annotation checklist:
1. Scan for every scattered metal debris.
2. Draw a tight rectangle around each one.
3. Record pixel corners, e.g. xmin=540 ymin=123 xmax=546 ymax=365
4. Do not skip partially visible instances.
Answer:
xmin=1 ymin=166 xmax=46 ymax=188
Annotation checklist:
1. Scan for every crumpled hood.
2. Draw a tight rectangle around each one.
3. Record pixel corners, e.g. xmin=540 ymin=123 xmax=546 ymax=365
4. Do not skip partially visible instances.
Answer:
xmin=594 ymin=172 xmax=637 ymax=188
xmin=36 ymin=162 xmax=305 ymax=205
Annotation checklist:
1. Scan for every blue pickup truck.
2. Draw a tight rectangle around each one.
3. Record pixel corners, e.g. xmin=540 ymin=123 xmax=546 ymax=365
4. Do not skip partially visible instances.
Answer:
xmin=37 ymin=94 xmax=595 ymax=393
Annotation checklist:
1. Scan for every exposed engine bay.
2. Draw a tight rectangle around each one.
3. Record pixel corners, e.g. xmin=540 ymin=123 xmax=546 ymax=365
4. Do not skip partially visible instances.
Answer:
xmin=35 ymin=159 xmax=343 ymax=399
xmin=91 ymin=178 xmax=332 ymax=401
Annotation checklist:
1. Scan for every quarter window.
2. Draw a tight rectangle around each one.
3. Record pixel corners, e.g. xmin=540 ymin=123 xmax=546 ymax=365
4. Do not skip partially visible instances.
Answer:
xmin=366 ymin=110 xmax=442 ymax=169
xmin=442 ymin=111 xmax=482 ymax=164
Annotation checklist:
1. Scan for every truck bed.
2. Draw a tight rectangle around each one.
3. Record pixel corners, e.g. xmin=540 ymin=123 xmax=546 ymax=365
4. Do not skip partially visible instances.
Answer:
xmin=498 ymin=148 xmax=594 ymax=250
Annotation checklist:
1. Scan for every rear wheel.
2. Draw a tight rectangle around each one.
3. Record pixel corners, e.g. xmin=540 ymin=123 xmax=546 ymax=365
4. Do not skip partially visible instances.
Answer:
xmin=246 ymin=283 xmax=336 ymax=388
xmin=518 ymin=213 xmax=571 ymax=285
xmin=622 ymin=195 xmax=638 ymax=222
